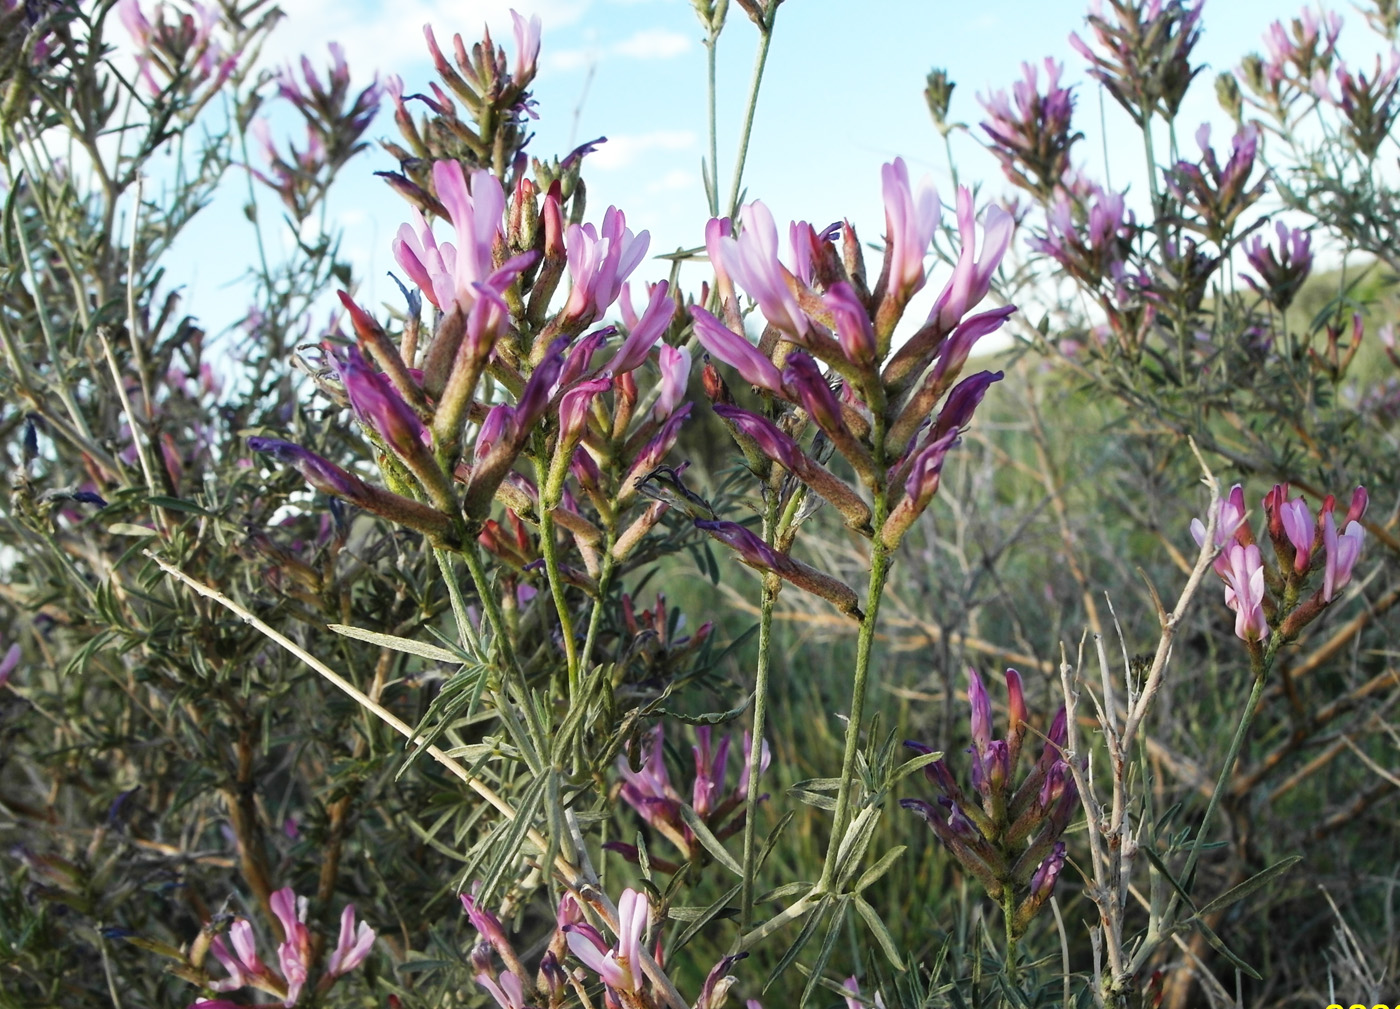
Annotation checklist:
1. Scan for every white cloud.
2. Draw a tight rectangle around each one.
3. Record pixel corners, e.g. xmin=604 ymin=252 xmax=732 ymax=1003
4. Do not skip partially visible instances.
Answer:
xmin=646 ymin=169 xmax=696 ymax=193
xmin=587 ymin=130 xmax=696 ymax=170
xmin=612 ymin=27 xmax=691 ymax=60
xmin=261 ymin=0 xmax=590 ymax=78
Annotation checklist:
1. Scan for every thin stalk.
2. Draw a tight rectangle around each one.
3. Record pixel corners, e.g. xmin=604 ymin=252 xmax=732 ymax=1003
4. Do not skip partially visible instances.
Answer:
xmin=1174 ymin=659 xmax=1269 ymax=893
xmin=739 ymin=489 xmax=783 ymax=930
xmin=725 ymin=25 xmax=774 ymax=218
xmin=579 ymin=547 xmax=618 ymax=676
xmin=705 ymin=30 xmax=721 ymax=219
xmin=1003 ymin=888 xmax=1019 ymax=987
xmin=433 ymin=549 xmax=484 ymax=656
xmin=538 ymin=509 xmax=581 ymax=698
xmin=819 ymin=530 xmax=892 ymax=891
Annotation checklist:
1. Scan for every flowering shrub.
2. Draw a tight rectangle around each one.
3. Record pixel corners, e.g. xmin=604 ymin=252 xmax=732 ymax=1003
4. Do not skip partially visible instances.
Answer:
xmin=0 ymin=2 xmax=1396 ymax=1008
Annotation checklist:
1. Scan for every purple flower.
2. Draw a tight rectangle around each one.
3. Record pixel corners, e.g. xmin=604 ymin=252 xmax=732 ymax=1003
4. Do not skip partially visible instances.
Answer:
xmin=1278 ymin=495 xmax=1315 ymax=572
xmin=0 ymin=638 xmax=19 ymax=687
xmin=1243 ymin=222 xmax=1312 ymax=310
xmin=932 ymin=370 xmax=1003 ymax=441
xmin=331 ymin=343 xmax=428 ymax=461
xmin=712 ymin=404 xmax=802 ymax=471
xmin=693 ymin=519 xmax=785 ymax=572
xmin=461 ymin=886 xmax=512 ymax=957
xmin=979 ymin=58 xmax=1079 ymax=196
xmin=782 ymin=354 xmax=847 ymax=441
xmin=392 ymin=209 xmax=454 ymax=309
xmin=691 ymin=727 xmax=732 ymax=817
xmin=736 ymin=730 xmax=771 ymax=799
xmin=620 ymin=403 xmax=692 ymax=501
xmin=1029 ymin=841 xmax=1067 ymax=900
xmin=618 ymin=725 xmax=683 ymax=831
xmin=689 ymin=307 xmax=783 ymax=392
xmin=713 ymin=202 xmax=810 ymax=337
xmin=270 ymin=888 xmax=310 ymax=1008
xmin=824 ymin=281 xmax=876 ymax=367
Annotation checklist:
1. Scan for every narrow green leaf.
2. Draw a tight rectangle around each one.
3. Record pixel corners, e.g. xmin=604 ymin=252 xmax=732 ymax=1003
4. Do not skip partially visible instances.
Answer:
xmin=1194 ymin=855 xmax=1302 ymax=919
xmin=679 ymin=804 xmax=743 ymax=876
xmin=1193 ymin=916 xmax=1261 ymax=980
xmin=764 ymin=894 xmax=832 ymax=992
xmin=671 ymin=883 xmax=741 ymax=949
xmin=852 ymin=893 xmax=906 ymax=971
xmin=854 ymin=845 xmax=907 ymax=894
xmin=327 ymin=623 xmax=461 ymax=663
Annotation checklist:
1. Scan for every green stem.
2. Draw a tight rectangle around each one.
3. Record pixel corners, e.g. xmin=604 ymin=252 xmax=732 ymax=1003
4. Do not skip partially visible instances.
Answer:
xmin=433 ymin=549 xmax=483 ymax=656
xmin=1003 ymin=888 xmax=1019 ymax=987
xmin=705 ymin=31 xmax=721 ymax=219
xmin=739 ymin=488 xmax=783 ymax=929
xmin=819 ymin=534 xmax=892 ymax=892
xmin=538 ymin=508 xmax=580 ymax=699
xmin=725 ymin=24 xmax=774 ymax=218
xmin=578 ymin=546 xmax=617 ymax=678
xmin=1175 ymin=656 xmax=1270 ymax=896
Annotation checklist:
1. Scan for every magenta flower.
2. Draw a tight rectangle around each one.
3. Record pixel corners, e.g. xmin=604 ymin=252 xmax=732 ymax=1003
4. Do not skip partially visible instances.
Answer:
xmin=510 ymin=10 xmax=542 ymax=81
xmin=1221 ymin=543 xmax=1269 ymax=641
xmin=332 ymin=345 xmax=428 ymax=459
xmin=655 ymin=345 xmax=691 ymax=420
xmin=1190 ymin=482 xmax=1248 ymax=576
xmin=270 ymin=888 xmax=310 ymax=1007
xmin=1278 ymin=495 xmax=1315 ymax=572
xmin=392 ymin=209 xmax=455 ymax=309
xmin=930 ymin=187 xmax=1015 ymax=332
xmin=705 ymin=216 xmax=736 ymax=303
xmin=713 ymin=404 xmax=802 ymax=471
xmin=0 ymin=637 xmax=19 ymax=687
xmin=713 ymin=201 xmax=810 ymax=336
xmin=433 ymin=160 xmax=506 ymax=310
xmin=933 ymin=370 xmax=1004 ymax=441
xmin=604 ymin=280 xmax=675 ymax=375
xmin=326 ymin=904 xmax=376 ymax=978
xmin=563 ymin=207 xmax=650 ymax=325
xmin=691 ymin=727 xmax=732 ymax=817
xmin=564 ymin=887 xmax=649 ymax=994
xmin=559 ymin=376 xmax=611 ymax=444
xmin=880 ymin=157 xmax=941 ymax=304
xmin=1322 ymin=511 xmax=1364 ymax=602
xmin=618 ymin=725 xmax=683 ymax=831
xmin=1029 ymin=841 xmax=1067 ymax=901
xmin=477 ymin=970 xmax=528 ymax=1009
xmin=689 ymin=306 xmax=783 ymax=392
xmin=824 ymin=281 xmax=877 ymax=367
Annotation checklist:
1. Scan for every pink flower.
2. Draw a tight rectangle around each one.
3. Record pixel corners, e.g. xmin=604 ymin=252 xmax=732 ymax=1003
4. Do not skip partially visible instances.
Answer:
xmin=655 ymin=345 xmax=691 ymax=420
xmin=1190 ymin=483 xmax=1248 ymax=575
xmin=563 ymin=207 xmax=650 ymax=324
xmin=510 ymin=10 xmax=541 ymax=81
xmin=689 ymin=307 xmax=783 ymax=392
xmin=564 ymin=888 xmax=649 ymax=993
xmin=880 ymin=158 xmax=941 ymax=303
xmin=824 ymin=281 xmax=876 ymax=366
xmin=1322 ymin=511 xmax=1364 ymax=602
xmin=392 ymin=209 xmax=455 ymax=309
xmin=1221 ymin=543 xmax=1269 ymax=641
xmin=433 ymin=161 xmax=506 ymax=311
xmin=930 ymin=186 xmax=1014 ymax=331
xmin=270 ymin=888 xmax=311 ymax=1007
xmin=0 ymin=638 xmax=19 ymax=687
xmin=478 ymin=969 xmax=528 ymax=1009
xmin=559 ymin=377 xmax=612 ymax=443
xmin=713 ymin=202 xmax=810 ymax=336
xmin=604 ymin=281 xmax=675 ymax=375
xmin=326 ymin=904 xmax=376 ymax=977
xmin=1278 ymin=496 xmax=1315 ymax=572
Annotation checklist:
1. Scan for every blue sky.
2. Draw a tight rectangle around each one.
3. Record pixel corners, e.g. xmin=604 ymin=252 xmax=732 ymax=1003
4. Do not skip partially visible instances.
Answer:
xmin=167 ymin=0 xmax=1350 ymax=335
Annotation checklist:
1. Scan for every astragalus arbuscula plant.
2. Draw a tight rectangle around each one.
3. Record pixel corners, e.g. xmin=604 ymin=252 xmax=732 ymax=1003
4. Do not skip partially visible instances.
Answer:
xmin=3 ymin=0 xmax=1399 ymax=1008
